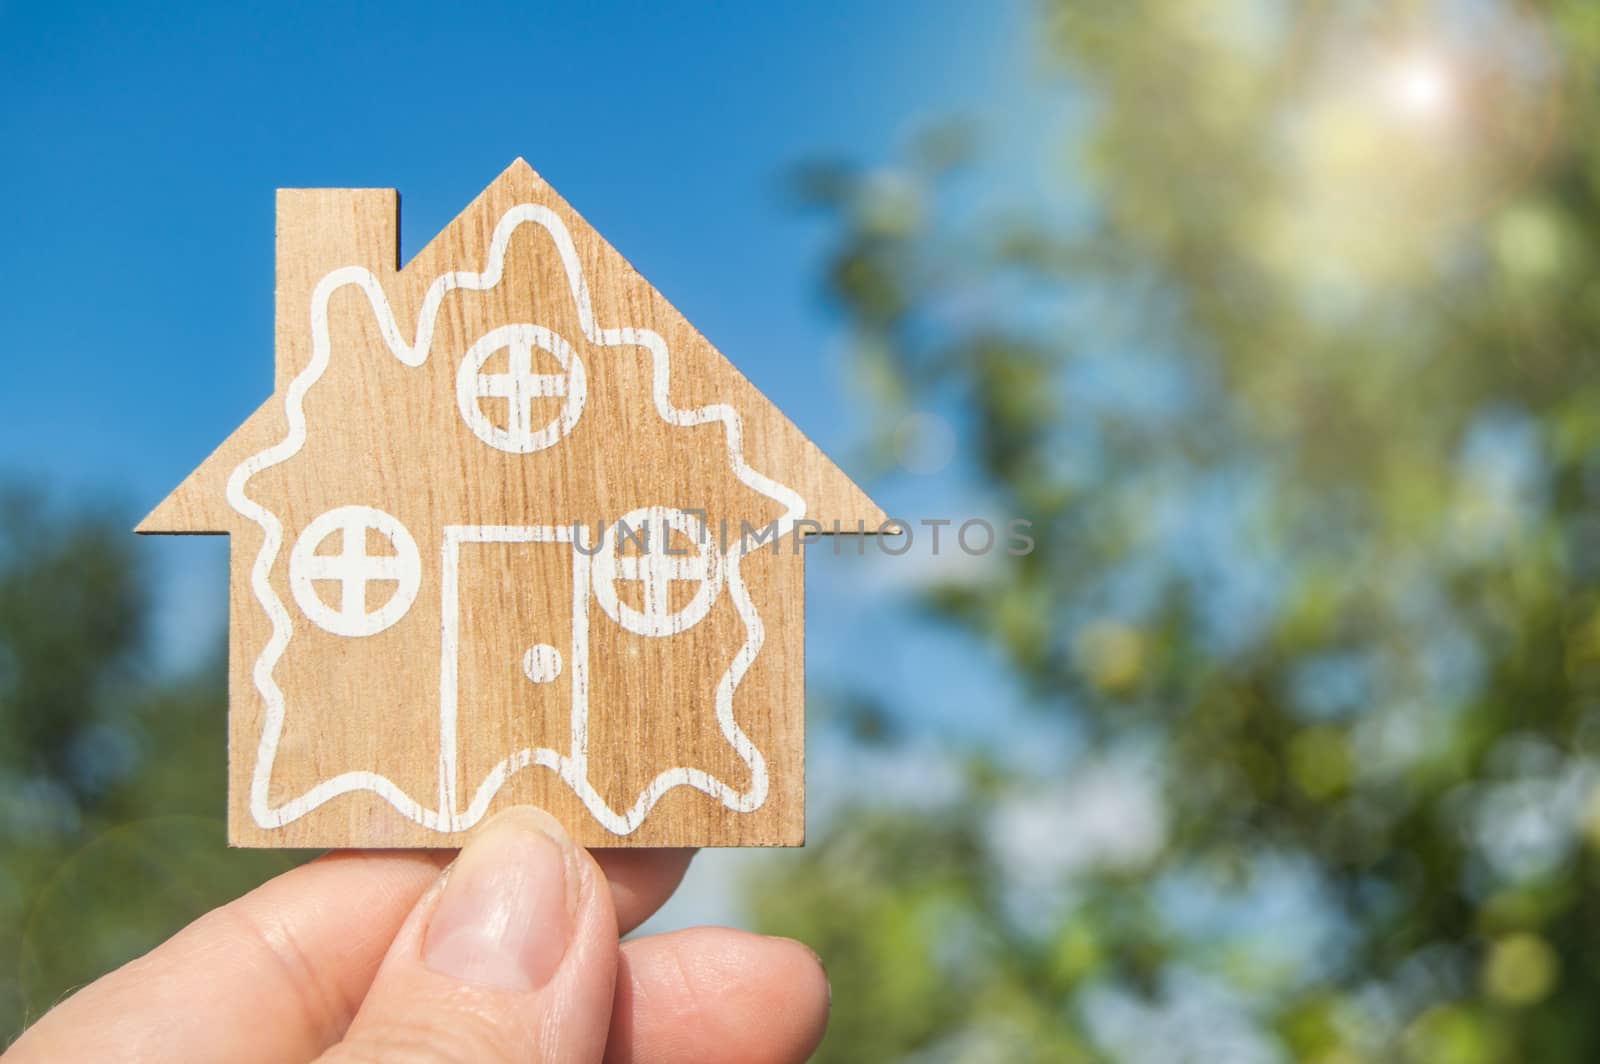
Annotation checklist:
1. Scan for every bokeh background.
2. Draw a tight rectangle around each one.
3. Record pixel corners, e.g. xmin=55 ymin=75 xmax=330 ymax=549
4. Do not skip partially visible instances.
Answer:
xmin=4 ymin=0 xmax=1598 ymax=1059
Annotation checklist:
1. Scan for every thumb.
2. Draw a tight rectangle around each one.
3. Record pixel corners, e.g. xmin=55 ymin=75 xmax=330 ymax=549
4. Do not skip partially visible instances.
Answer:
xmin=321 ymin=807 xmax=618 ymax=1064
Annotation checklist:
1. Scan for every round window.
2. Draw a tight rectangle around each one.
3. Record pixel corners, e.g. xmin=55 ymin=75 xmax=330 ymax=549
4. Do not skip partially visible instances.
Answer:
xmin=288 ymin=505 xmax=421 ymax=637
xmin=591 ymin=507 xmax=723 ymax=637
xmin=455 ymin=323 xmax=587 ymax=453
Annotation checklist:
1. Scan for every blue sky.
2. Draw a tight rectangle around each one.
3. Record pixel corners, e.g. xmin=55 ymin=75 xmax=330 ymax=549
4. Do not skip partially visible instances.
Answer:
xmin=3 ymin=0 xmax=1057 ymax=926
xmin=2 ymin=0 xmax=1025 ymax=499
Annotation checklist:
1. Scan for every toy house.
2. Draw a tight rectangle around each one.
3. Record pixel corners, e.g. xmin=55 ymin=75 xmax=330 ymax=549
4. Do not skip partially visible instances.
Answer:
xmin=139 ymin=160 xmax=884 ymax=847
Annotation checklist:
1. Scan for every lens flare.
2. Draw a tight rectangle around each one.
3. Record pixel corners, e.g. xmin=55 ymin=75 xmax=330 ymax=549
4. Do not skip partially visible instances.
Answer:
xmin=1388 ymin=53 xmax=1453 ymax=118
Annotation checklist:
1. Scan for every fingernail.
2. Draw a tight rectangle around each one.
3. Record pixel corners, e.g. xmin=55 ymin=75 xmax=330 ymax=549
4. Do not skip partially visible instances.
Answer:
xmin=423 ymin=807 xmax=579 ymax=991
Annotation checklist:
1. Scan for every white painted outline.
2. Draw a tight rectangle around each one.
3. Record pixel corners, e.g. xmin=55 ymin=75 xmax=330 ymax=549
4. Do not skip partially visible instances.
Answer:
xmin=225 ymin=203 xmax=806 ymax=834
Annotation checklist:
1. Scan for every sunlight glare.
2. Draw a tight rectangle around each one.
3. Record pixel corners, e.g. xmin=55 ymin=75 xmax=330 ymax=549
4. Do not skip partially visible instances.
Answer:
xmin=1388 ymin=53 xmax=1453 ymax=119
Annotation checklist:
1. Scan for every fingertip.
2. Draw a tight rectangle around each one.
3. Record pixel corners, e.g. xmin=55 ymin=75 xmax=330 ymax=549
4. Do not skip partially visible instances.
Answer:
xmin=764 ymin=936 xmax=831 ymax=1057
xmin=593 ymin=847 xmax=697 ymax=934
xmin=772 ymin=936 xmax=831 ymax=1026
xmin=608 ymin=928 xmax=831 ymax=1064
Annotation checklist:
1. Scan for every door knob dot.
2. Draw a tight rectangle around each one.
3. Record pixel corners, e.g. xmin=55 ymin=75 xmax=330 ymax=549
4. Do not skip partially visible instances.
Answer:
xmin=522 ymin=643 xmax=563 ymax=684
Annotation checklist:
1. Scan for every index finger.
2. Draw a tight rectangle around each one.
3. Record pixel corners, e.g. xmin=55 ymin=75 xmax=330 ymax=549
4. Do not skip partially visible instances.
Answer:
xmin=592 ymin=847 xmax=696 ymax=934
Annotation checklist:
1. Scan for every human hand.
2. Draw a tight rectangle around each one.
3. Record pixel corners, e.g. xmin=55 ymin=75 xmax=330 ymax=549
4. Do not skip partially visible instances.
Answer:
xmin=6 ymin=808 xmax=829 ymax=1062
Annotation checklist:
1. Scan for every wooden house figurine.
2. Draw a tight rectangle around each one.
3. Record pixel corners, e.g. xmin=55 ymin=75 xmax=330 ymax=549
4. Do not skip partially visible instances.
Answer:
xmin=139 ymin=160 xmax=885 ymax=848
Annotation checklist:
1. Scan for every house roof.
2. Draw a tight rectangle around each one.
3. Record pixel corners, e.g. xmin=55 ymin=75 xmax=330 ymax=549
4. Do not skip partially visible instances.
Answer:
xmin=138 ymin=159 xmax=887 ymax=537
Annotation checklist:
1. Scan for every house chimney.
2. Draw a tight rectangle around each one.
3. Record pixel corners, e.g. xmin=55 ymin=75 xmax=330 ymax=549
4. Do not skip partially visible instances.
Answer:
xmin=274 ymin=188 xmax=398 ymax=391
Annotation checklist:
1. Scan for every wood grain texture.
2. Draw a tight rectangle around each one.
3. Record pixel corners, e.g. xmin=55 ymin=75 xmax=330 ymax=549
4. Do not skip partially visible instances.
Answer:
xmin=139 ymin=160 xmax=885 ymax=847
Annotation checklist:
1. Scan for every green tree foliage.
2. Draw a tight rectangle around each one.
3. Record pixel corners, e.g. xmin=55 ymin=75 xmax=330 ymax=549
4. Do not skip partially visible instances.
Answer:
xmin=0 ymin=490 xmax=293 ymax=1042
xmin=751 ymin=2 xmax=1600 ymax=1060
